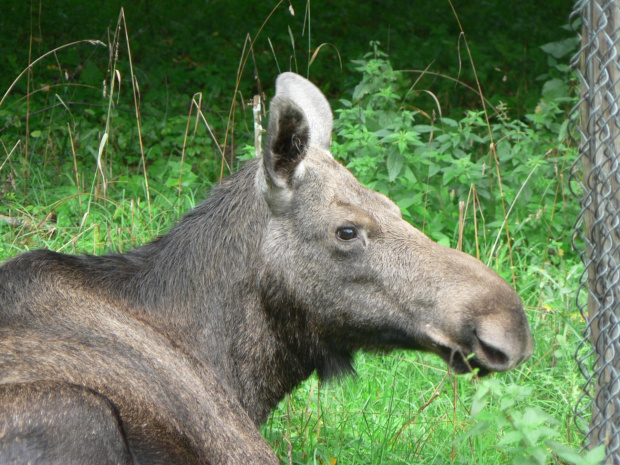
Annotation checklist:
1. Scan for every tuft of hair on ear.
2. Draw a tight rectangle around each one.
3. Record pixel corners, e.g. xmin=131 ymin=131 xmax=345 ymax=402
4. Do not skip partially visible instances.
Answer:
xmin=264 ymin=96 xmax=310 ymax=188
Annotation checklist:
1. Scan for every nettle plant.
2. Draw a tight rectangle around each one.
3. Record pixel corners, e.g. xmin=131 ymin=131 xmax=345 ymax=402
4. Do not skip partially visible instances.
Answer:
xmin=332 ymin=45 xmax=578 ymax=262
xmin=464 ymin=376 xmax=604 ymax=465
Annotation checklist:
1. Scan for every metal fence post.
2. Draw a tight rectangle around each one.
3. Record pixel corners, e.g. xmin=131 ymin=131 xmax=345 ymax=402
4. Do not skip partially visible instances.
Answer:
xmin=572 ymin=0 xmax=620 ymax=462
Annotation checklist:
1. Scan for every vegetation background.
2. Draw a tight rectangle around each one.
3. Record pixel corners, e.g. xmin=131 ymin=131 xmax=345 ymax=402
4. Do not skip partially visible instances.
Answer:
xmin=0 ymin=0 xmax=602 ymax=463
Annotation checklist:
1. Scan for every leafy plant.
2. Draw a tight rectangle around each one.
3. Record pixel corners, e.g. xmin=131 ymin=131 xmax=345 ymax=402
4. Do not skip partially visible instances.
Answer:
xmin=333 ymin=42 xmax=579 ymax=266
xmin=462 ymin=377 xmax=604 ymax=465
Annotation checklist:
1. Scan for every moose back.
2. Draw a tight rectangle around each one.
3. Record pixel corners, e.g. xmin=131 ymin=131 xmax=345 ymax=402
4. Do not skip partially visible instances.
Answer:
xmin=0 ymin=73 xmax=533 ymax=464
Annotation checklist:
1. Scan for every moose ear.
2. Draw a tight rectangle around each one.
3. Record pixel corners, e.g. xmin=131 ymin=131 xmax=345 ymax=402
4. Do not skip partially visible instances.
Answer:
xmin=261 ymin=73 xmax=333 ymax=213
xmin=263 ymin=95 xmax=310 ymax=190
xmin=274 ymin=72 xmax=333 ymax=150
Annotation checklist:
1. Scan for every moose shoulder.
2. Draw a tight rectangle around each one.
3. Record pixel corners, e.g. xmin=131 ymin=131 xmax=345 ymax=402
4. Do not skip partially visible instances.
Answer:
xmin=0 ymin=72 xmax=533 ymax=464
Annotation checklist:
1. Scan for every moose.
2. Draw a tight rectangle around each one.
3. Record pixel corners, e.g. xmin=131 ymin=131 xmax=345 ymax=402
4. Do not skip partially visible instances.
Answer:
xmin=0 ymin=73 xmax=533 ymax=464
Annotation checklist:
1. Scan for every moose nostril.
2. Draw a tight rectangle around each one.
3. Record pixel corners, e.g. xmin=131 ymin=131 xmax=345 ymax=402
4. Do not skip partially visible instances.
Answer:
xmin=476 ymin=334 xmax=509 ymax=368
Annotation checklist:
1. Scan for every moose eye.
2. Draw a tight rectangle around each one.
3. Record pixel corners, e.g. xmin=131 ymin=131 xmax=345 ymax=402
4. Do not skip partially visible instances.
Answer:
xmin=336 ymin=226 xmax=358 ymax=241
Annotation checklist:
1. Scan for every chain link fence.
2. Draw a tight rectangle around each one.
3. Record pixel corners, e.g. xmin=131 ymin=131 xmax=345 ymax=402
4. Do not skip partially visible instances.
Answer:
xmin=571 ymin=0 xmax=620 ymax=462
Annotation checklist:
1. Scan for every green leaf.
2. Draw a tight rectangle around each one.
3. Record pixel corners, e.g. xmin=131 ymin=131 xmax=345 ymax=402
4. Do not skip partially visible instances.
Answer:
xmin=395 ymin=196 xmax=417 ymax=210
xmin=497 ymin=140 xmax=513 ymax=162
xmin=402 ymin=166 xmax=417 ymax=185
xmin=521 ymin=407 xmax=553 ymax=427
xmin=513 ymin=455 xmax=541 ymax=465
xmin=529 ymin=447 xmax=550 ymax=465
xmin=374 ymin=128 xmax=393 ymax=138
xmin=352 ymin=81 xmax=371 ymax=102
xmin=387 ymin=151 xmax=404 ymax=182
xmin=542 ymin=78 xmax=569 ymax=102
xmin=499 ymin=395 xmax=516 ymax=411
xmin=540 ymin=37 xmax=580 ymax=59
xmin=525 ymin=426 xmax=560 ymax=444
xmin=413 ymin=124 xmax=437 ymax=133
xmin=470 ymin=393 xmax=488 ymax=418
xmin=546 ymin=441 xmax=590 ymax=464
xmin=456 ymin=420 xmax=490 ymax=442
xmin=584 ymin=445 xmax=607 ymax=464
xmin=442 ymin=167 xmax=459 ymax=186
xmin=440 ymin=117 xmax=458 ymax=127
xmin=498 ymin=430 xmax=524 ymax=447
xmin=558 ymin=118 xmax=570 ymax=142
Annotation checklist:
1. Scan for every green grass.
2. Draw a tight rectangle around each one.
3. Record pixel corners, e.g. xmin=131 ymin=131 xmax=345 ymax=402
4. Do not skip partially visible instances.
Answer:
xmin=0 ymin=1 xmax=601 ymax=464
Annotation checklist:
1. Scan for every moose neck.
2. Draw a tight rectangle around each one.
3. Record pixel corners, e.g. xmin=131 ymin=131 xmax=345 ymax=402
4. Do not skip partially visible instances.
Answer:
xmin=114 ymin=160 xmax=329 ymax=424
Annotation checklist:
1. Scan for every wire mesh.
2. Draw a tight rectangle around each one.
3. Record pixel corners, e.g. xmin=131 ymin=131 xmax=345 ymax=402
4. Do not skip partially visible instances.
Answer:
xmin=571 ymin=0 xmax=620 ymax=462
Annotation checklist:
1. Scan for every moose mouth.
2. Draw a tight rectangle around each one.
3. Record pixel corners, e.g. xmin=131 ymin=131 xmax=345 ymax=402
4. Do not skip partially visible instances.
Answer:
xmin=433 ymin=331 xmax=511 ymax=377
xmin=440 ymin=348 xmax=491 ymax=377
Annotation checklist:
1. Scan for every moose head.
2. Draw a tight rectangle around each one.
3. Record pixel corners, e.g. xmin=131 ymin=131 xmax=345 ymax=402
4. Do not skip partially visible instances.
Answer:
xmin=254 ymin=73 xmax=533 ymax=382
